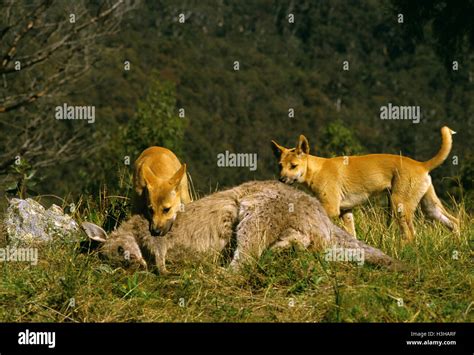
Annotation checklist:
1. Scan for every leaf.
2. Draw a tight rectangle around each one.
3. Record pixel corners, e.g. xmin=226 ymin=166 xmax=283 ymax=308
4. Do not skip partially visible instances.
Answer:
xmin=25 ymin=170 xmax=37 ymax=180
xmin=4 ymin=181 xmax=19 ymax=192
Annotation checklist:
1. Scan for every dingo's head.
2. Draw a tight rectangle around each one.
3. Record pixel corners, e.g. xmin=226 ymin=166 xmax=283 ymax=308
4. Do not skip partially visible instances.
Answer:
xmin=271 ymin=135 xmax=310 ymax=184
xmin=142 ymin=164 xmax=186 ymax=236
xmin=82 ymin=221 xmax=148 ymax=269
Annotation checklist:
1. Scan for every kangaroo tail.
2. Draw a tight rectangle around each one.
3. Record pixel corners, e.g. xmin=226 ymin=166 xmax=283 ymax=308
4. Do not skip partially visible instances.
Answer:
xmin=330 ymin=225 xmax=406 ymax=271
xmin=423 ymin=126 xmax=455 ymax=171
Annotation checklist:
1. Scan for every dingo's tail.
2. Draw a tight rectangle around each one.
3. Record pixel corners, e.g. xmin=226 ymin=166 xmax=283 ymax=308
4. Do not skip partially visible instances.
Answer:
xmin=423 ymin=126 xmax=455 ymax=171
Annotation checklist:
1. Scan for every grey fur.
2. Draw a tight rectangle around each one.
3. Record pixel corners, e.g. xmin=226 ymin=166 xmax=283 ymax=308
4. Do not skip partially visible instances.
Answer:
xmin=82 ymin=216 xmax=148 ymax=269
xmin=82 ymin=181 xmax=404 ymax=273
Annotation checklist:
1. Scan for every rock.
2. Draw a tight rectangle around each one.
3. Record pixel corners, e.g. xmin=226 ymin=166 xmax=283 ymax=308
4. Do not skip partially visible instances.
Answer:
xmin=4 ymin=198 xmax=80 ymax=246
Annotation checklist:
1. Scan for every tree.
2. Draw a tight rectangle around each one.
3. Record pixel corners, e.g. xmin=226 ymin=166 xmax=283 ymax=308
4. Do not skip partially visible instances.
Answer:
xmin=0 ymin=0 xmax=137 ymax=188
xmin=392 ymin=0 xmax=474 ymax=66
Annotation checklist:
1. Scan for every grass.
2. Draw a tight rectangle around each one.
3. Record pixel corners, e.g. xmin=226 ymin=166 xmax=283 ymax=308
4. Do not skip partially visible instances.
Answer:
xmin=0 ymin=189 xmax=472 ymax=323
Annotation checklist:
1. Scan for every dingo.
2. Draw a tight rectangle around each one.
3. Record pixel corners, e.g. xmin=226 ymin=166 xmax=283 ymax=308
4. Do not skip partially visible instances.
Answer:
xmin=272 ymin=126 xmax=459 ymax=241
xmin=132 ymin=146 xmax=191 ymax=236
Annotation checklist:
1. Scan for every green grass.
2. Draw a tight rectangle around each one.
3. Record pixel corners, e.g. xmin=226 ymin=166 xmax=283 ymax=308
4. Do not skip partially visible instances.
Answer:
xmin=0 ymin=193 xmax=472 ymax=322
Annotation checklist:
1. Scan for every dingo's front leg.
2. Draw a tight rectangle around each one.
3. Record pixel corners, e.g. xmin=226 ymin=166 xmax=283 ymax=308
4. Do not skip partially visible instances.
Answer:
xmin=340 ymin=210 xmax=356 ymax=236
xmin=322 ymin=198 xmax=358 ymax=238
xmin=321 ymin=198 xmax=341 ymax=220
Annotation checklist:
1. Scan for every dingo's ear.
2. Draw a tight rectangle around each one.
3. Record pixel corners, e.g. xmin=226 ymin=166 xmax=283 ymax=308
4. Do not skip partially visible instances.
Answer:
xmin=169 ymin=164 xmax=186 ymax=190
xmin=271 ymin=140 xmax=286 ymax=158
xmin=296 ymin=135 xmax=310 ymax=155
xmin=82 ymin=222 xmax=108 ymax=243
xmin=142 ymin=166 xmax=157 ymax=188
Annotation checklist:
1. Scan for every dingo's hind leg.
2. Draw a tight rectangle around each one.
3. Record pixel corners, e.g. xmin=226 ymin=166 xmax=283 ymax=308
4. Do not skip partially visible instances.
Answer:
xmin=391 ymin=175 xmax=431 ymax=241
xmin=391 ymin=196 xmax=415 ymax=241
xmin=421 ymin=184 xmax=459 ymax=234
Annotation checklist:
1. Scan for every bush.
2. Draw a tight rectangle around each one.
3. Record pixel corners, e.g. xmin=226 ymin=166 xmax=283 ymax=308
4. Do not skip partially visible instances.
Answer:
xmin=319 ymin=120 xmax=365 ymax=157
xmin=120 ymin=72 xmax=186 ymax=161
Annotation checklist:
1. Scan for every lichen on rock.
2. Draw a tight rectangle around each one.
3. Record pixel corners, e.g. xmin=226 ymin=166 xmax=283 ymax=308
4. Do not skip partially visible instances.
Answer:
xmin=5 ymin=198 xmax=80 ymax=246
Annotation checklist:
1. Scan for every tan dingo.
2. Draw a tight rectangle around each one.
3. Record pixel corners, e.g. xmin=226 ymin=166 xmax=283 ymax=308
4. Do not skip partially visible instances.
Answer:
xmin=272 ymin=126 xmax=459 ymax=241
xmin=132 ymin=146 xmax=191 ymax=236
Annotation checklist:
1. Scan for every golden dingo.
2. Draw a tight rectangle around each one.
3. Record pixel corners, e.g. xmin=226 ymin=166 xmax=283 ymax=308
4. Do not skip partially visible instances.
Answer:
xmin=132 ymin=146 xmax=191 ymax=236
xmin=272 ymin=126 xmax=459 ymax=241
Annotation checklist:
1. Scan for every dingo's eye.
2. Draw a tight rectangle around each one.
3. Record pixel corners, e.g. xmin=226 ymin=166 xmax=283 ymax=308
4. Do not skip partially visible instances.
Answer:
xmin=163 ymin=207 xmax=171 ymax=213
xmin=290 ymin=163 xmax=297 ymax=169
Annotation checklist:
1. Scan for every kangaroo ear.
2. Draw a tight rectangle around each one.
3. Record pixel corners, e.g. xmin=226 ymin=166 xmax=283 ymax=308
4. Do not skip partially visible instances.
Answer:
xmin=82 ymin=222 xmax=108 ymax=243
xmin=271 ymin=140 xmax=286 ymax=158
xmin=169 ymin=164 xmax=186 ymax=190
xmin=296 ymin=135 xmax=310 ymax=155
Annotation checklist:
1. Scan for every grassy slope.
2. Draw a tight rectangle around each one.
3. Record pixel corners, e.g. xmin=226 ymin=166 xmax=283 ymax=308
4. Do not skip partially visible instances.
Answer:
xmin=0 ymin=198 xmax=472 ymax=323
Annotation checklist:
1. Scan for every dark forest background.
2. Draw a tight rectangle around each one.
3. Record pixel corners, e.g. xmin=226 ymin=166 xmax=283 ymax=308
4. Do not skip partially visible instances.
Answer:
xmin=1 ymin=0 xmax=473 ymax=206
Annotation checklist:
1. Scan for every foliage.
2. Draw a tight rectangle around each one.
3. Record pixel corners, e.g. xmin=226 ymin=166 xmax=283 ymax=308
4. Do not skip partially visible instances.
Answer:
xmin=319 ymin=120 xmax=365 ymax=156
xmin=120 ymin=72 xmax=186 ymax=161
xmin=4 ymin=158 xmax=39 ymax=199
xmin=0 ymin=0 xmax=137 ymax=188
xmin=393 ymin=0 xmax=474 ymax=66
xmin=1 ymin=0 xmax=470 ymax=200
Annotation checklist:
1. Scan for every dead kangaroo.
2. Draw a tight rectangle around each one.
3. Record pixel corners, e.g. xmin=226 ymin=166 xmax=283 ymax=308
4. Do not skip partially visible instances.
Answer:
xmin=82 ymin=215 xmax=149 ymax=269
xmin=82 ymin=181 xmax=404 ymax=273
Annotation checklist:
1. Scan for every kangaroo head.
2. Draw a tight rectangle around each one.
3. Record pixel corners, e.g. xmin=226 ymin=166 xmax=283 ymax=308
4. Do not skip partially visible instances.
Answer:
xmin=82 ymin=221 xmax=147 ymax=269
xmin=271 ymin=135 xmax=309 ymax=184
xmin=142 ymin=164 xmax=186 ymax=236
